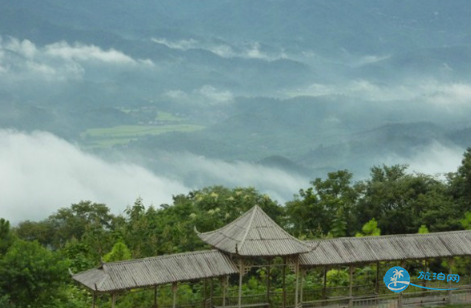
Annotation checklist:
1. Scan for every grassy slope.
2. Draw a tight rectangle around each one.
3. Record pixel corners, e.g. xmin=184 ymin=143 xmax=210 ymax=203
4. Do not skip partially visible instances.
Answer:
xmin=80 ymin=124 xmax=205 ymax=148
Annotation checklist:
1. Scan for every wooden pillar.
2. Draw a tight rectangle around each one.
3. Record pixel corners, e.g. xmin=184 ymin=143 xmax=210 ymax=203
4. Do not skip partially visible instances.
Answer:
xmin=447 ymin=257 xmax=454 ymax=305
xmin=92 ymin=293 xmax=96 ymax=308
xmin=375 ymin=262 xmax=380 ymax=295
xmin=295 ymin=257 xmax=300 ymax=308
xmin=266 ymin=258 xmax=271 ymax=304
xmin=154 ymin=286 xmax=158 ymax=308
xmin=238 ymin=261 xmax=243 ymax=308
xmin=348 ymin=265 xmax=354 ymax=308
xmin=172 ymin=282 xmax=178 ymax=308
xmin=282 ymin=257 xmax=287 ymax=308
xmin=210 ymin=278 xmax=214 ymax=307
xmin=299 ymin=269 xmax=305 ymax=305
xmin=204 ymin=278 xmax=208 ymax=308
xmin=322 ymin=267 xmax=327 ymax=299
xmin=221 ymin=275 xmax=227 ymax=308
xmin=111 ymin=293 xmax=116 ymax=308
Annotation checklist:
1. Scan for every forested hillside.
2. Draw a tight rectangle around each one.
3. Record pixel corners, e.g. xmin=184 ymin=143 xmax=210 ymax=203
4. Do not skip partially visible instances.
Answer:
xmin=1 ymin=148 xmax=471 ymax=307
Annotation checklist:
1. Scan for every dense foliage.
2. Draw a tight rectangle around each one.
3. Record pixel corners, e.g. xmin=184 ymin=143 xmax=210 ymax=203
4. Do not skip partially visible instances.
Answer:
xmin=2 ymin=148 xmax=471 ymax=307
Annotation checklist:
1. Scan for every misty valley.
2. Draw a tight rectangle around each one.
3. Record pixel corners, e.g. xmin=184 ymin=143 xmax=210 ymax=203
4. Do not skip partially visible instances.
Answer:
xmin=3 ymin=1 xmax=471 ymax=308
xmin=3 ymin=1 xmax=471 ymax=222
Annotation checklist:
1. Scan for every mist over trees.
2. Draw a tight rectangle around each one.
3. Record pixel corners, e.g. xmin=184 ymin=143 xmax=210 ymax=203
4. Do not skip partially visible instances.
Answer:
xmin=1 ymin=149 xmax=471 ymax=307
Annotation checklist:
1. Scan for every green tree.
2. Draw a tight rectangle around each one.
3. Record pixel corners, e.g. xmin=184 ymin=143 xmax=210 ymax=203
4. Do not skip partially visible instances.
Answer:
xmin=48 ymin=201 xmax=115 ymax=248
xmin=355 ymin=218 xmax=381 ymax=237
xmin=120 ymin=197 xmax=152 ymax=258
xmin=448 ymin=148 xmax=471 ymax=214
xmin=286 ymin=170 xmax=358 ymax=238
xmin=62 ymin=238 xmax=96 ymax=273
xmin=418 ymin=225 xmax=429 ymax=234
xmin=103 ymin=240 xmax=132 ymax=262
xmin=286 ymin=186 xmax=325 ymax=238
xmin=356 ymin=165 xmax=454 ymax=234
xmin=0 ymin=218 xmax=15 ymax=256
xmin=460 ymin=212 xmax=471 ymax=230
xmin=0 ymin=239 xmax=70 ymax=307
xmin=14 ymin=201 xmax=116 ymax=255
xmin=14 ymin=220 xmax=52 ymax=248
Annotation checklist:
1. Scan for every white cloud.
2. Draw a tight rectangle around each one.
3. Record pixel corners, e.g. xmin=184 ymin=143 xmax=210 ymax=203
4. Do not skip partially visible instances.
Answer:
xmin=0 ymin=37 xmax=153 ymax=83
xmin=164 ymin=85 xmax=234 ymax=105
xmin=198 ymin=85 xmax=233 ymax=103
xmin=292 ymin=79 xmax=471 ymax=108
xmin=0 ymin=130 xmax=313 ymax=224
xmin=5 ymin=38 xmax=38 ymax=59
xmin=44 ymin=41 xmax=137 ymax=64
xmin=151 ymin=38 xmax=199 ymax=50
xmin=164 ymin=89 xmax=188 ymax=100
xmin=151 ymin=37 xmax=286 ymax=61
xmin=170 ymin=153 xmax=310 ymax=204
xmin=208 ymin=44 xmax=237 ymax=58
xmin=352 ymin=55 xmax=391 ymax=67
xmin=383 ymin=141 xmax=464 ymax=177
xmin=426 ymin=83 xmax=471 ymax=108
xmin=0 ymin=130 xmax=190 ymax=224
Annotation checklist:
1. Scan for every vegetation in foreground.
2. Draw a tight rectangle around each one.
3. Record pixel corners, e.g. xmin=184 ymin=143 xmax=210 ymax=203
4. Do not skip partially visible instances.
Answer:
xmin=1 ymin=148 xmax=471 ymax=307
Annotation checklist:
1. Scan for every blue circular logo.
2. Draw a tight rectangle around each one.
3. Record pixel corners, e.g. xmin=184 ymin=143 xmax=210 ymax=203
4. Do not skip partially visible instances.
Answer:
xmin=384 ymin=266 xmax=410 ymax=293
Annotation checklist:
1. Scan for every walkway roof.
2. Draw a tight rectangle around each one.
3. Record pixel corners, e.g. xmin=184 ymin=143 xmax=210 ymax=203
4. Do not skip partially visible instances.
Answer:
xmin=72 ymin=249 xmax=238 ymax=293
xmin=300 ymin=230 xmax=471 ymax=267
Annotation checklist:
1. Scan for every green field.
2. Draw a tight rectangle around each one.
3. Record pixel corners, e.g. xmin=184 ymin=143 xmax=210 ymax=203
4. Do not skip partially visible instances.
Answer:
xmin=80 ymin=124 xmax=205 ymax=148
xmin=156 ymin=111 xmax=182 ymax=122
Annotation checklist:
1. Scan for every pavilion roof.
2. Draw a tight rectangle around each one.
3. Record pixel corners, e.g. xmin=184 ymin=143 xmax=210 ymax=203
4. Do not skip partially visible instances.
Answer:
xmin=300 ymin=230 xmax=471 ymax=267
xmin=72 ymin=249 xmax=238 ymax=293
xmin=195 ymin=205 xmax=312 ymax=257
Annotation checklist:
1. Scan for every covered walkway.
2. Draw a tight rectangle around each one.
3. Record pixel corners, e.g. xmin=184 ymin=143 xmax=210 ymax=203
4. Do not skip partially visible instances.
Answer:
xmin=72 ymin=206 xmax=471 ymax=308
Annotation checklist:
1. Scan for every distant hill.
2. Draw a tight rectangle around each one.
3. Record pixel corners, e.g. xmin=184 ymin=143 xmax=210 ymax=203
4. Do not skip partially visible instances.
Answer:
xmin=1 ymin=0 xmax=471 ymax=182
xmin=355 ymin=46 xmax=471 ymax=80
xmin=2 ymin=0 xmax=471 ymax=55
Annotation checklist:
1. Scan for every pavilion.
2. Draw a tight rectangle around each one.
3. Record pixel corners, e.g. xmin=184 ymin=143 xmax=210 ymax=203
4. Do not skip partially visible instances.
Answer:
xmin=72 ymin=205 xmax=471 ymax=308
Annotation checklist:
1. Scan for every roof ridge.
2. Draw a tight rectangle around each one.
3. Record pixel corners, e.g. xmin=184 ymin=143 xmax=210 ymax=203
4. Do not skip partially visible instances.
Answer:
xmin=255 ymin=206 xmax=311 ymax=247
xmin=238 ymin=205 xmax=259 ymax=251
xmin=97 ymin=265 xmax=111 ymax=291
xmin=194 ymin=207 xmax=254 ymax=237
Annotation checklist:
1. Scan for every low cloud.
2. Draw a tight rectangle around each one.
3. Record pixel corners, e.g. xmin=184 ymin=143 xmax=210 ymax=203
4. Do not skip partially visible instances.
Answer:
xmin=0 ymin=36 xmax=153 ymax=83
xmin=44 ymin=42 xmax=138 ymax=64
xmin=198 ymin=85 xmax=233 ymax=103
xmin=152 ymin=37 xmax=286 ymax=61
xmin=151 ymin=38 xmax=198 ymax=50
xmin=164 ymin=85 xmax=234 ymax=105
xmin=383 ymin=141 xmax=464 ymax=177
xmin=166 ymin=153 xmax=310 ymax=204
xmin=0 ymin=130 xmax=190 ymax=224
xmin=353 ymin=55 xmax=391 ymax=66
xmin=292 ymin=79 xmax=471 ymax=111
xmin=292 ymin=80 xmax=419 ymax=101
xmin=426 ymin=83 xmax=471 ymax=108
xmin=0 ymin=131 xmax=312 ymax=224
